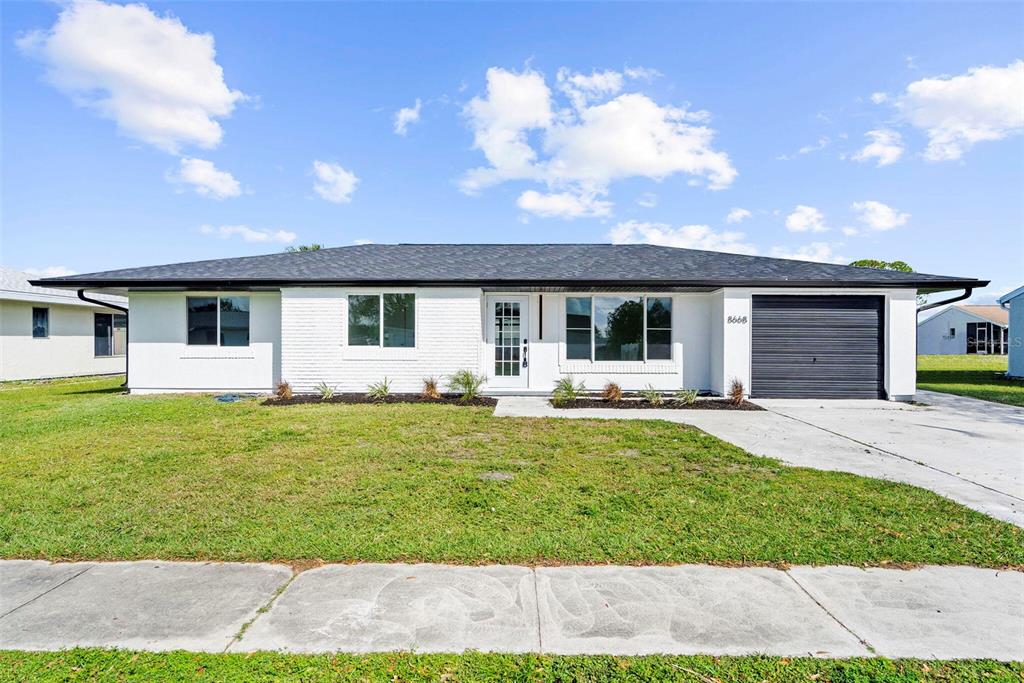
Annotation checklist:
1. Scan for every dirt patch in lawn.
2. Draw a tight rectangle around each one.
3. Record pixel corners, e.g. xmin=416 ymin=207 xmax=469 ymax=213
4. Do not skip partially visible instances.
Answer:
xmin=264 ymin=393 xmax=497 ymax=407
xmin=552 ymin=398 xmax=763 ymax=411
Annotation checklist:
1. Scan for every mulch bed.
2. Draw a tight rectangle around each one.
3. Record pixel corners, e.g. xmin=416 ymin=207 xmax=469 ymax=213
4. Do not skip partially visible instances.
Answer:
xmin=552 ymin=398 xmax=763 ymax=411
xmin=264 ymin=393 xmax=497 ymax=407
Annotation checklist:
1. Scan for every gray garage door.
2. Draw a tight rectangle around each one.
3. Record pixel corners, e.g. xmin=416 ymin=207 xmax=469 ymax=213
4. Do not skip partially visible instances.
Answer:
xmin=751 ymin=295 xmax=885 ymax=399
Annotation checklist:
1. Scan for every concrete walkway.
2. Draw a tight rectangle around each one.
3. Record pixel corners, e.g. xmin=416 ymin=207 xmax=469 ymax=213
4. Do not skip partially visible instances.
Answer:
xmin=1 ymin=560 xmax=1021 ymax=660
xmin=494 ymin=395 xmax=1024 ymax=526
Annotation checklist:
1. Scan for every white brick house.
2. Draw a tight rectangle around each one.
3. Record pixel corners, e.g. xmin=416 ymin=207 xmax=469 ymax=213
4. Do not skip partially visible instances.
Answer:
xmin=34 ymin=244 xmax=988 ymax=400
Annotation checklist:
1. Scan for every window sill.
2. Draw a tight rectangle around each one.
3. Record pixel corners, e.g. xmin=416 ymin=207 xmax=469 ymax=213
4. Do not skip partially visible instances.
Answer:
xmin=558 ymin=360 xmax=679 ymax=374
xmin=343 ymin=346 xmax=418 ymax=361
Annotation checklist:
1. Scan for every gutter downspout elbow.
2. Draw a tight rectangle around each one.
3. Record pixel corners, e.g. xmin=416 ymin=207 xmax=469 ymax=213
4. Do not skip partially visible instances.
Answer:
xmin=78 ymin=290 xmax=129 ymax=388
xmin=917 ymin=287 xmax=973 ymax=314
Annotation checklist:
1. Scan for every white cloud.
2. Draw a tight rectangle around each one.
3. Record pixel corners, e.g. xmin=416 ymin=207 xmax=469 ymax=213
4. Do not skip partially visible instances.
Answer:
xmin=312 ymin=160 xmax=359 ymax=203
xmin=460 ymin=66 xmax=736 ymax=215
xmin=23 ymin=266 xmax=77 ymax=277
xmin=17 ymin=0 xmax=244 ymax=154
xmin=852 ymin=129 xmax=905 ymax=167
xmin=897 ymin=60 xmax=1024 ymax=161
xmin=870 ymin=92 xmax=888 ymax=104
xmin=841 ymin=226 xmax=860 ymax=237
xmin=516 ymin=190 xmax=612 ymax=219
xmin=353 ymin=239 xmax=373 ymax=245
xmin=725 ymin=207 xmax=752 ymax=224
xmin=785 ymin=205 xmax=829 ymax=233
xmin=170 ymin=157 xmax=241 ymax=199
xmin=798 ymin=136 xmax=830 ymax=154
xmin=393 ymin=98 xmax=422 ymax=136
xmin=636 ymin=192 xmax=658 ymax=208
xmin=200 ymin=224 xmax=296 ymax=244
xmin=557 ymin=68 xmax=623 ymax=109
xmin=608 ymin=220 xmax=758 ymax=255
xmin=769 ymin=243 xmax=846 ymax=264
xmin=851 ymin=200 xmax=910 ymax=231
xmin=624 ymin=66 xmax=662 ymax=82
xmin=460 ymin=67 xmax=552 ymax=194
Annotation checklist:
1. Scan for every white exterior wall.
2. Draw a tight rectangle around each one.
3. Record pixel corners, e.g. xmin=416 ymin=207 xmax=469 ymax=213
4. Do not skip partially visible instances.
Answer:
xmin=0 ymin=299 xmax=125 ymax=381
xmin=885 ymin=289 xmax=918 ymax=399
xmin=1007 ymin=297 xmax=1024 ymax=378
xmin=709 ymin=291 xmax=724 ymax=395
xmin=521 ymin=292 xmax=712 ymax=393
xmin=917 ymin=307 xmax=972 ymax=355
xmin=713 ymin=288 xmax=917 ymax=401
xmin=280 ymin=287 xmax=481 ymax=394
xmin=128 ymin=291 xmax=280 ymax=393
xmin=121 ymin=284 xmax=921 ymax=399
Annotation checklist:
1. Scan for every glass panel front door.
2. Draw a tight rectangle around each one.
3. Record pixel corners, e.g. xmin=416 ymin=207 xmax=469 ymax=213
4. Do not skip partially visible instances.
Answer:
xmin=489 ymin=296 xmax=529 ymax=388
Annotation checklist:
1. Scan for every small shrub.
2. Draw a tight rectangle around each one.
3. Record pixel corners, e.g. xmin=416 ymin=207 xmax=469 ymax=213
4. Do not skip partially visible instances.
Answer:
xmin=366 ymin=377 xmax=392 ymax=401
xmin=315 ymin=381 xmax=335 ymax=400
xmin=674 ymin=389 xmax=698 ymax=405
xmin=639 ymin=384 xmax=664 ymax=406
xmin=601 ymin=381 xmax=623 ymax=402
xmin=275 ymin=381 xmax=293 ymax=401
xmin=448 ymin=369 xmax=486 ymax=402
xmin=552 ymin=376 xmax=586 ymax=406
xmin=421 ymin=377 xmax=441 ymax=400
xmin=729 ymin=378 xmax=745 ymax=406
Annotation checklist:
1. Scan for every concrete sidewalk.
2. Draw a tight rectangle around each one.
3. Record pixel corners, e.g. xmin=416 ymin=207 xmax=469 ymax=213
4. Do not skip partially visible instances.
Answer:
xmin=1 ymin=560 xmax=1021 ymax=660
xmin=494 ymin=396 xmax=1024 ymax=526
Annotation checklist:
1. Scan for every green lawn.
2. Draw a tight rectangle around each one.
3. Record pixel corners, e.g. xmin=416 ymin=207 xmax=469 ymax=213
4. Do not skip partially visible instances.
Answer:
xmin=0 ymin=376 xmax=1021 ymax=567
xmin=1 ymin=650 xmax=1020 ymax=683
xmin=917 ymin=354 xmax=1024 ymax=407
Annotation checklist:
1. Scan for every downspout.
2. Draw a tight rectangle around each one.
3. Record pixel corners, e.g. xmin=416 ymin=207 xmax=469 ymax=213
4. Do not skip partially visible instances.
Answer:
xmin=917 ymin=287 xmax=973 ymax=314
xmin=78 ymin=290 xmax=129 ymax=388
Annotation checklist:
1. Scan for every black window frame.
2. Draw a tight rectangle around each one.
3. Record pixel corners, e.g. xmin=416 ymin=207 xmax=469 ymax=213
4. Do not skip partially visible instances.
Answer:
xmin=347 ymin=293 xmax=416 ymax=348
xmin=186 ymin=295 xmax=250 ymax=347
xmin=94 ymin=312 xmax=127 ymax=357
xmin=564 ymin=295 xmax=672 ymax=362
xmin=32 ymin=307 xmax=49 ymax=338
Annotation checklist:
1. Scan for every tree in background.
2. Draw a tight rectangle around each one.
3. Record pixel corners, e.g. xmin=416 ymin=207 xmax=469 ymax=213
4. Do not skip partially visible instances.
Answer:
xmin=850 ymin=259 xmax=926 ymax=305
xmin=286 ymin=244 xmax=323 ymax=252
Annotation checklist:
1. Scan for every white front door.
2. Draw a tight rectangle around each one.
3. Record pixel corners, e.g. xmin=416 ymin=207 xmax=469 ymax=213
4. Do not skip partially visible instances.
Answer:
xmin=487 ymin=296 xmax=529 ymax=388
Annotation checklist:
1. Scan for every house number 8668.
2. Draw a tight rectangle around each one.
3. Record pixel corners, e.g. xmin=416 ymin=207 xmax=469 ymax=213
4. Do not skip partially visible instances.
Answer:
xmin=727 ymin=316 xmax=748 ymax=324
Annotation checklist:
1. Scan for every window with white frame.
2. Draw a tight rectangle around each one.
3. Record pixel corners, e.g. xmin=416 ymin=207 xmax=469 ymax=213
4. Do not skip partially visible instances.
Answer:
xmin=565 ymin=295 xmax=672 ymax=362
xmin=348 ymin=293 xmax=415 ymax=347
xmin=186 ymin=296 xmax=250 ymax=346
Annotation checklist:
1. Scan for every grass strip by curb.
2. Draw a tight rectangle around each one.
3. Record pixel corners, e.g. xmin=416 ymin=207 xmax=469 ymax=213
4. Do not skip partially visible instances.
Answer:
xmin=0 ymin=650 xmax=1020 ymax=683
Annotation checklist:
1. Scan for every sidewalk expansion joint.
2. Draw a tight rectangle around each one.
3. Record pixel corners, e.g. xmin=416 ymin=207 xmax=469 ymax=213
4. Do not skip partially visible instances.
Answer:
xmin=0 ymin=565 xmax=92 ymax=621
xmin=223 ymin=568 xmax=298 ymax=653
xmin=784 ymin=570 xmax=875 ymax=655
xmin=532 ymin=567 xmax=543 ymax=653
xmin=766 ymin=408 xmax=1024 ymax=503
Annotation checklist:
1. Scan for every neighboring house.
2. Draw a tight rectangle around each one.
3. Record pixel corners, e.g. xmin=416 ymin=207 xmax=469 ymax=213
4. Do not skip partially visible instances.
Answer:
xmin=997 ymin=286 xmax=1024 ymax=378
xmin=34 ymin=244 xmax=986 ymax=400
xmin=917 ymin=305 xmax=1009 ymax=356
xmin=1 ymin=267 xmax=127 ymax=381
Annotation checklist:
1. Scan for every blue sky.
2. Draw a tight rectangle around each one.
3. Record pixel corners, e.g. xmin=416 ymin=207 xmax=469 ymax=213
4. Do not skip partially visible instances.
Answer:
xmin=2 ymin=1 xmax=1021 ymax=301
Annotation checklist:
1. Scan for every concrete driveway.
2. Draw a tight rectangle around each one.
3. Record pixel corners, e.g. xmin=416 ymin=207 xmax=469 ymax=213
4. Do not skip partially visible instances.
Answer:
xmin=495 ymin=392 xmax=1024 ymax=526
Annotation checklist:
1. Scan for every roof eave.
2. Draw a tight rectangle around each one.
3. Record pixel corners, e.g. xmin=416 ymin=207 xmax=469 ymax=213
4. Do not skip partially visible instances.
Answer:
xmin=31 ymin=277 xmax=989 ymax=291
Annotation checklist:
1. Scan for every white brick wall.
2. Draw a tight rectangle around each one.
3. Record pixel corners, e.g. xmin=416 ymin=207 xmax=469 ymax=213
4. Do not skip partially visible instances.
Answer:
xmin=281 ymin=287 xmax=483 ymax=394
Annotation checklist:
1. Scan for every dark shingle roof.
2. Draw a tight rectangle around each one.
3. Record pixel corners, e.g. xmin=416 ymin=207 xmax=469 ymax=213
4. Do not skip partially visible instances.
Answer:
xmin=32 ymin=243 xmax=986 ymax=291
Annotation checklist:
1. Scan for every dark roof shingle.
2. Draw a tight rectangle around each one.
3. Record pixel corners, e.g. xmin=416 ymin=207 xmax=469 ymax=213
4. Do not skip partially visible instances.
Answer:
xmin=33 ymin=243 xmax=985 ymax=291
